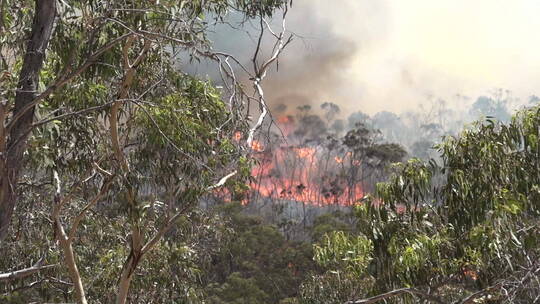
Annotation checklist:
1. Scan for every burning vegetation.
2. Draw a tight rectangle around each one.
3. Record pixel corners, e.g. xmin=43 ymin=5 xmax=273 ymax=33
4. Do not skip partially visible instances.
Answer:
xmin=227 ymin=103 xmax=408 ymax=207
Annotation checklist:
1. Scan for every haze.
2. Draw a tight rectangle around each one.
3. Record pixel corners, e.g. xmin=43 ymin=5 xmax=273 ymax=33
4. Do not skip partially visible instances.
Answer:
xmin=261 ymin=0 xmax=540 ymax=115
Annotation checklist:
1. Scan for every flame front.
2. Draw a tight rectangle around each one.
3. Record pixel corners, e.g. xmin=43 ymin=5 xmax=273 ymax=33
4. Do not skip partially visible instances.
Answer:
xmin=250 ymin=149 xmax=363 ymax=206
xmin=250 ymin=137 xmax=363 ymax=206
xmin=224 ymin=117 xmax=365 ymax=207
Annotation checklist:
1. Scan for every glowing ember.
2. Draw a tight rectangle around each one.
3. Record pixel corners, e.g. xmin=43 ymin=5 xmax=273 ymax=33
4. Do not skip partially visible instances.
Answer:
xmin=233 ymin=131 xmax=242 ymax=141
xmin=251 ymin=140 xmax=264 ymax=152
xmin=463 ymin=269 xmax=478 ymax=281
xmin=276 ymin=115 xmax=295 ymax=136
xmin=295 ymin=147 xmax=316 ymax=159
xmin=278 ymin=116 xmax=293 ymax=124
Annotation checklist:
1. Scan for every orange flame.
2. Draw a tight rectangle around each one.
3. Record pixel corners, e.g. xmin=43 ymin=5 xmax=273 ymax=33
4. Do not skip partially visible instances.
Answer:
xmin=278 ymin=116 xmax=293 ymax=124
xmin=277 ymin=116 xmax=295 ymax=136
xmin=233 ymin=131 xmax=242 ymax=141
xmin=250 ymin=145 xmax=363 ymax=206
xmin=296 ymin=147 xmax=316 ymax=159
xmin=251 ymin=140 xmax=264 ymax=152
xmin=463 ymin=269 xmax=478 ymax=281
xmin=216 ymin=116 xmax=364 ymax=207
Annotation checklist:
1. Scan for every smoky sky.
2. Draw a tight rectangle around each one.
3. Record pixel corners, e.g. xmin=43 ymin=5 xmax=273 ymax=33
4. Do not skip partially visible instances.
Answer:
xmin=260 ymin=0 xmax=390 ymax=115
xmin=184 ymin=0 xmax=540 ymax=117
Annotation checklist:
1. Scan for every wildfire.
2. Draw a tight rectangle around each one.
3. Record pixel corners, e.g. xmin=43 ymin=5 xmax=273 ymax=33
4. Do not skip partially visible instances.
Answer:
xmin=463 ymin=269 xmax=478 ymax=281
xmin=249 ymin=144 xmax=364 ymax=206
xmin=278 ymin=116 xmax=293 ymax=124
xmin=277 ymin=115 xmax=295 ymax=136
xmin=295 ymin=147 xmax=316 ymax=159
xmin=251 ymin=140 xmax=264 ymax=152
xmin=233 ymin=131 xmax=242 ymax=141
xmin=217 ymin=115 xmax=365 ymax=207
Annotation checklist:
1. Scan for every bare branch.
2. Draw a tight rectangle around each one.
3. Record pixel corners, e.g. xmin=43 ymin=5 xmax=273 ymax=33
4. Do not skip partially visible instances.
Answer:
xmin=458 ymin=283 xmax=502 ymax=304
xmin=345 ymin=288 xmax=444 ymax=304
xmin=68 ymin=177 xmax=115 ymax=241
xmin=32 ymin=100 xmax=117 ymax=129
xmin=207 ymin=170 xmax=238 ymax=190
xmin=140 ymin=204 xmax=191 ymax=256
xmin=246 ymin=7 xmax=293 ymax=149
xmin=0 ymin=258 xmax=56 ymax=282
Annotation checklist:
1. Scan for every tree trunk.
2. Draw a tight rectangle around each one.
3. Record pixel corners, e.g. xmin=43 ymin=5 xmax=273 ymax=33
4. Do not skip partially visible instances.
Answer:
xmin=57 ymin=226 xmax=88 ymax=304
xmin=116 ymin=254 xmax=138 ymax=304
xmin=0 ymin=0 xmax=55 ymax=241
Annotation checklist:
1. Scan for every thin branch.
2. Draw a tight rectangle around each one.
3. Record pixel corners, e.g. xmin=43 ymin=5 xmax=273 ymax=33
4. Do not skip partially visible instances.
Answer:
xmin=246 ymin=7 xmax=293 ymax=149
xmin=207 ymin=170 xmax=237 ymax=190
xmin=68 ymin=176 xmax=115 ymax=241
xmin=131 ymin=100 xmax=213 ymax=171
xmin=0 ymin=259 xmax=56 ymax=282
xmin=140 ymin=204 xmax=190 ymax=256
xmin=345 ymin=288 xmax=444 ymax=304
xmin=458 ymin=283 xmax=502 ymax=304
xmin=32 ymin=100 xmax=117 ymax=128
xmin=141 ymin=167 xmax=239 ymax=256
xmin=6 ymin=33 xmax=135 ymax=134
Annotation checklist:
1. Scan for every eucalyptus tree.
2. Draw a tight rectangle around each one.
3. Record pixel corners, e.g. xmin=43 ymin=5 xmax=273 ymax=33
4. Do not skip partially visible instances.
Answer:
xmin=300 ymin=105 xmax=540 ymax=303
xmin=0 ymin=0 xmax=292 ymax=303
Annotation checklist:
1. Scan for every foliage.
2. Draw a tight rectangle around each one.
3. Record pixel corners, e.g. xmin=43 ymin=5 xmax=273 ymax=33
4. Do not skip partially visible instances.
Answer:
xmin=313 ymin=231 xmax=372 ymax=277
xmin=0 ymin=0 xmax=291 ymax=303
xmin=299 ymin=105 xmax=540 ymax=303
xmin=202 ymin=203 xmax=318 ymax=304
xmin=310 ymin=211 xmax=353 ymax=241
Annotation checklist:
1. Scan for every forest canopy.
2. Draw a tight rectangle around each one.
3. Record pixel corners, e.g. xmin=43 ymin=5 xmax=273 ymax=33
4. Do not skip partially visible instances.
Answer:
xmin=1 ymin=1 xmax=540 ymax=304
xmin=0 ymin=0 xmax=292 ymax=303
